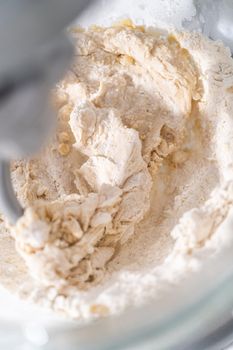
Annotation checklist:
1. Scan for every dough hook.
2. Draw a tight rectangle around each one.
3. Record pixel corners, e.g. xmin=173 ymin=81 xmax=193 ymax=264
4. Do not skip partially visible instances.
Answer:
xmin=0 ymin=161 xmax=23 ymax=222
xmin=0 ymin=0 xmax=93 ymax=223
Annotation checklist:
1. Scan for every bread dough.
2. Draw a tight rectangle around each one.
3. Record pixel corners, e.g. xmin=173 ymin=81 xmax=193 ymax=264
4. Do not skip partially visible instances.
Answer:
xmin=3 ymin=23 xmax=233 ymax=319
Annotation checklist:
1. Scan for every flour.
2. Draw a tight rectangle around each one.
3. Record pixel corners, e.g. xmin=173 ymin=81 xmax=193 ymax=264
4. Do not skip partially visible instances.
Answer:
xmin=78 ymin=0 xmax=196 ymax=29
xmin=1 ymin=23 xmax=233 ymax=321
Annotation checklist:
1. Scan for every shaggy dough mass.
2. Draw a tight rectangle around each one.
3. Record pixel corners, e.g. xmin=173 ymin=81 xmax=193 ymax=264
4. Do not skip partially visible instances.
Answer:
xmin=2 ymin=23 xmax=233 ymax=319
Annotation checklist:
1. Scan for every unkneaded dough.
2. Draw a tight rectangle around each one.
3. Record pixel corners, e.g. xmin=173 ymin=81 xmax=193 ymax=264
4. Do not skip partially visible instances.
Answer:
xmin=2 ymin=23 xmax=233 ymax=319
xmin=14 ymin=102 xmax=152 ymax=289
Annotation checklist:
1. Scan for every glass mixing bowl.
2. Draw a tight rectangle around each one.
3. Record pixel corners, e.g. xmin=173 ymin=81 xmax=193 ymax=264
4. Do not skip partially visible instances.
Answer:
xmin=2 ymin=1 xmax=233 ymax=349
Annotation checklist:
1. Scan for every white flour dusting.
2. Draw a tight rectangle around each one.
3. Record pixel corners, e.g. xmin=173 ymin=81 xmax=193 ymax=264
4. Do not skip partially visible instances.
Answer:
xmin=78 ymin=0 xmax=196 ymax=29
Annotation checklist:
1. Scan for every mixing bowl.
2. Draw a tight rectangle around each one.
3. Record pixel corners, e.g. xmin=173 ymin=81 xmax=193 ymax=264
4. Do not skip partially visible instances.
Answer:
xmin=2 ymin=1 xmax=233 ymax=349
